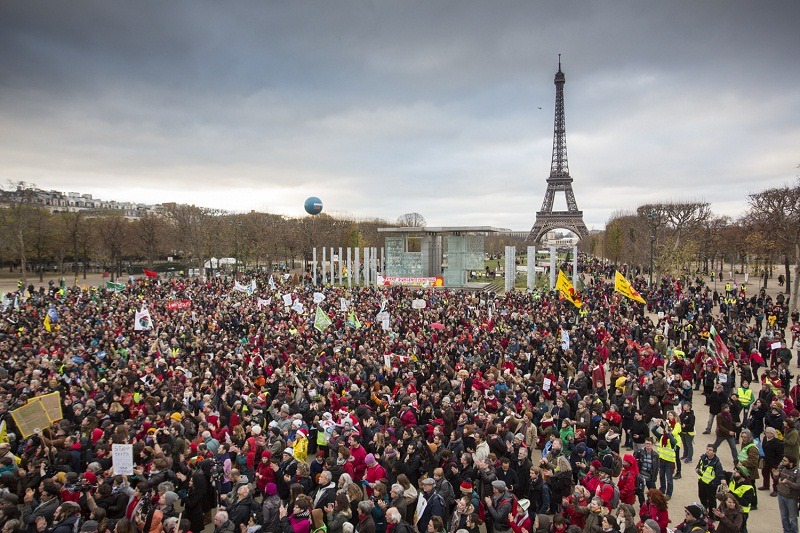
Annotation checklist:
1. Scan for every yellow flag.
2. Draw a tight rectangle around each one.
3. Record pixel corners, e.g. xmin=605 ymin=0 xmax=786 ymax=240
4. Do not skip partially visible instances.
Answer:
xmin=555 ymin=270 xmax=582 ymax=308
xmin=43 ymin=313 xmax=51 ymax=332
xmin=614 ymin=271 xmax=647 ymax=304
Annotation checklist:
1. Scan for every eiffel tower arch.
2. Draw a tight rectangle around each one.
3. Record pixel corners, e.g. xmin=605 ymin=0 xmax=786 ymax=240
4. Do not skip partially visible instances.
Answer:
xmin=528 ymin=57 xmax=589 ymax=245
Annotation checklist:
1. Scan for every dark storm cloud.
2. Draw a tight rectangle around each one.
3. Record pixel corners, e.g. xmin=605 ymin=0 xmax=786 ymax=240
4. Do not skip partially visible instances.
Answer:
xmin=1 ymin=1 xmax=798 ymax=228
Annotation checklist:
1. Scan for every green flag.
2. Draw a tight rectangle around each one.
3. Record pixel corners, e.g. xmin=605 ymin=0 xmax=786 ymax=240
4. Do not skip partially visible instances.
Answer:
xmin=314 ymin=306 xmax=332 ymax=333
xmin=105 ymin=281 xmax=125 ymax=292
xmin=347 ymin=310 xmax=362 ymax=330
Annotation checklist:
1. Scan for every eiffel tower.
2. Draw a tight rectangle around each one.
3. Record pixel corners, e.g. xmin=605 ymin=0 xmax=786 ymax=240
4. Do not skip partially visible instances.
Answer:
xmin=527 ymin=57 xmax=589 ymax=244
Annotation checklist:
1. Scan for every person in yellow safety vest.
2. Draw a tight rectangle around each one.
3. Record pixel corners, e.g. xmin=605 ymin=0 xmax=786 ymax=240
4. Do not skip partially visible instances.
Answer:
xmin=737 ymin=429 xmax=760 ymax=512
xmin=655 ymin=420 xmax=679 ymax=499
xmin=737 ymin=380 xmax=755 ymax=420
xmin=724 ymin=465 xmax=755 ymax=533
xmin=665 ymin=411 xmax=683 ymax=479
xmin=725 ymin=282 xmax=732 ymax=296
xmin=696 ymin=444 xmax=725 ymax=513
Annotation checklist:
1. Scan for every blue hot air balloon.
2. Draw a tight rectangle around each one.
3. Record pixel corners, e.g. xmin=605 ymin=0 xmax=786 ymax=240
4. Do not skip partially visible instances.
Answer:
xmin=304 ymin=197 xmax=323 ymax=215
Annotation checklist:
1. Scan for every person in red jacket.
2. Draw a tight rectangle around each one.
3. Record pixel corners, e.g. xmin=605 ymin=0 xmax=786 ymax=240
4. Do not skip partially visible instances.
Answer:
xmin=618 ymin=454 xmax=639 ymax=505
xmin=595 ymin=467 xmax=616 ymax=510
xmin=638 ymin=488 xmax=669 ymax=533
xmin=348 ymin=435 xmax=367 ymax=481
xmin=363 ymin=454 xmax=387 ymax=497
xmin=509 ymin=498 xmax=532 ymax=533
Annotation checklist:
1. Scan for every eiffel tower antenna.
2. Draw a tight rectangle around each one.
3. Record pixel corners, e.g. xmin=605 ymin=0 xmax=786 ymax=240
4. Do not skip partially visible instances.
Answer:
xmin=527 ymin=57 xmax=589 ymax=244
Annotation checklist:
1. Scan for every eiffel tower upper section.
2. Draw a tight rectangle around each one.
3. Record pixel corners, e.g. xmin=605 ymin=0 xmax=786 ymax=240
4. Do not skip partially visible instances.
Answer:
xmin=527 ymin=57 xmax=589 ymax=245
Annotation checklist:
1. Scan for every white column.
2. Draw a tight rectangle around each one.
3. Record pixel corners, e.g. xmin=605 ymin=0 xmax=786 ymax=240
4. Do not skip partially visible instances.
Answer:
xmin=312 ymin=247 xmax=317 ymax=287
xmin=363 ymin=247 xmax=370 ymax=286
xmin=527 ymin=245 xmax=536 ymax=290
xmin=346 ymin=248 xmax=352 ymax=288
xmin=572 ymin=246 xmax=578 ymax=287
xmin=504 ymin=246 xmax=515 ymax=292
xmin=549 ymin=246 xmax=557 ymax=289
xmin=372 ymin=247 xmax=378 ymax=288
xmin=354 ymin=247 xmax=360 ymax=285
xmin=338 ymin=247 xmax=343 ymax=286
xmin=329 ymin=247 xmax=335 ymax=286
xmin=321 ymin=247 xmax=327 ymax=285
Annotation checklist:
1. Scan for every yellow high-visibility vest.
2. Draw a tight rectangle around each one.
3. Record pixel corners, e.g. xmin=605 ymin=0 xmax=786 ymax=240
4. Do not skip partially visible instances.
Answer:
xmin=728 ymin=480 xmax=754 ymax=513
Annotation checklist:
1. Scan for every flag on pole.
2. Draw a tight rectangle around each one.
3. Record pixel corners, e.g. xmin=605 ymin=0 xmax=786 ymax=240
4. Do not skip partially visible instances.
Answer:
xmin=249 ymin=279 xmax=256 ymax=295
xmin=347 ymin=310 xmax=362 ymax=329
xmin=43 ymin=313 xmax=52 ymax=332
xmin=614 ymin=271 xmax=646 ymax=304
xmin=106 ymin=281 xmax=125 ymax=292
xmin=268 ymin=275 xmax=276 ymax=290
xmin=143 ymin=269 xmax=158 ymax=278
xmin=555 ymin=270 xmax=582 ymax=308
xmin=708 ymin=324 xmax=730 ymax=362
xmin=134 ymin=305 xmax=153 ymax=331
xmin=314 ymin=306 xmax=332 ymax=333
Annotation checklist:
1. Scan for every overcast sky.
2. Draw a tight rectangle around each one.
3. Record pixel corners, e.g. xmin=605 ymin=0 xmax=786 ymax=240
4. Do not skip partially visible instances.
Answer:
xmin=1 ymin=1 xmax=798 ymax=231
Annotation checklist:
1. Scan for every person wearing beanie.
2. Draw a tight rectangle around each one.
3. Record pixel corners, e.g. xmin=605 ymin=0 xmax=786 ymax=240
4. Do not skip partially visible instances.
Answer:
xmin=484 ymin=480 xmax=514 ymax=533
xmin=363 ymin=453 xmax=387 ymax=497
xmin=261 ymin=483 xmax=282 ymax=533
xmin=292 ymin=427 xmax=309 ymax=463
xmin=679 ymin=504 xmax=706 ymax=532
xmin=725 ymin=464 xmax=754 ymax=530
xmin=641 ymin=518 xmax=661 ymax=533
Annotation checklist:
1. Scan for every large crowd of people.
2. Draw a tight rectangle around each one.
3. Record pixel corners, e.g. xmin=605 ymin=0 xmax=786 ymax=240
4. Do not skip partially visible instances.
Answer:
xmin=0 ymin=257 xmax=798 ymax=533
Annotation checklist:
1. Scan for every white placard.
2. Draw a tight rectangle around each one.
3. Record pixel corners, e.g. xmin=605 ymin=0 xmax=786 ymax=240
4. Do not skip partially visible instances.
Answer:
xmin=112 ymin=444 xmax=134 ymax=475
xmin=412 ymin=299 xmax=427 ymax=310
xmin=772 ymin=342 xmax=782 ymax=350
xmin=718 ymin=374 xmax=728 ymax=383
xmin=282 ymin=294 xmax=293 ymax=307
xmin=313 ymin=292 xmax=325 ymax=304
xmin=340 ymin=298 xmax=349 ymax=312
xmin=376 ymin=311 xmax=390 ymax=322
xmin=543 ymin=377 xmax=552 ymax=391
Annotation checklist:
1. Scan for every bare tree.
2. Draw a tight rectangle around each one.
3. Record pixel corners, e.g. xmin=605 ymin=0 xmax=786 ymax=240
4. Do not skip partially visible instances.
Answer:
xmin=93 ymin=213 xmax=130 ymax=281
xmin=745 ymin=179 xmax=800 ymax=308
xmin=0 ymin=181 xmax=45 ymax=287
xmin=166 ymin=204 xmax=221 ymax=280
xmin=396 ymin=212 xmax=426 ymax=227
xmin=132 ymin=213 xmax=168 ymax=269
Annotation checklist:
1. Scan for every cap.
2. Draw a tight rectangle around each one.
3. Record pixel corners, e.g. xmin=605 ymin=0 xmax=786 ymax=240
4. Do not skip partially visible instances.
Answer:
xmin=421 ymin=478 xmax=435 ymax=485
xmin=590 ymin=460 xmax=602 ymax=469
xmin=163 ymin=491 xmax=180 ymax=506
xmin=317 ymin=450 xmax=326 ymax=457
xmin=735 ymin=465 xmax=750 ymax=478
xmin=491 ymin=480 xmax=507 ymax=491
xmin=365 ymin=453 xmax=376 ymax=466
xmin=283 ymin=447 xmax=294 ymax=456
xmin=518 ymin=499 xmax=530 ymax=512
xmin=599 ymin=467 xmax=613 ymax=476
xmin=460 ymin=481 xmax=473 ymax=492
xmin=265 ymin=482 xmax=277 ymax=496
xmin=296 ymin=428 xmax=308 ymax=437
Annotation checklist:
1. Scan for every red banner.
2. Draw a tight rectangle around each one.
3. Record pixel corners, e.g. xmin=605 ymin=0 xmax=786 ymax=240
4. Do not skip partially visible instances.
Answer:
xmin=143 ymin=269 xmax=159 ymax=278
xmin=165 ymin=299 xmax=191 ymax=310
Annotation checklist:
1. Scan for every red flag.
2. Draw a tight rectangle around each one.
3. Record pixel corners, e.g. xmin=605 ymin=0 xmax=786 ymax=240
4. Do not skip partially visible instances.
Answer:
xmin=143 ymin=269 xmax=158 ymax=278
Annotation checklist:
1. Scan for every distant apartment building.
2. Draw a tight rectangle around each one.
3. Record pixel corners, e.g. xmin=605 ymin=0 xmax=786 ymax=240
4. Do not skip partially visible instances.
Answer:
xmin=2 ymin=188 xmax=166 ymax=219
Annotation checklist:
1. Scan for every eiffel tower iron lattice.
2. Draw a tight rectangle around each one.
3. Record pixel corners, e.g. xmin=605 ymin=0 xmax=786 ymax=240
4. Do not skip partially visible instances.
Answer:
xmin=527 ymin=57 xmax=589 ymax=244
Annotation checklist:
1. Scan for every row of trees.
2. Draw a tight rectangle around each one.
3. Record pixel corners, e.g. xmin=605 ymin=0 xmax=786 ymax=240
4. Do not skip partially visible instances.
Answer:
xmin=582 ymin=178 xmax=800 ymax=310
xmin=0 ymin=182 xmax=406 ymax=285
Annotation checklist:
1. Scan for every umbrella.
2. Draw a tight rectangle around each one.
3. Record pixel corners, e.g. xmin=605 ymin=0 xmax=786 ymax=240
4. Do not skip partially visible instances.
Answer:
xmin=431 ymin=322 xmax=445 ymax=330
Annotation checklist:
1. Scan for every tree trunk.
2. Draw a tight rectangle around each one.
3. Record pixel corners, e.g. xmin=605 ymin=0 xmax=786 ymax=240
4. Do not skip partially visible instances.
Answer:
xmin=792 ymin=243 xmax=800 ymax=312
xmin=785 ymin=255 xmax=792 ymax=294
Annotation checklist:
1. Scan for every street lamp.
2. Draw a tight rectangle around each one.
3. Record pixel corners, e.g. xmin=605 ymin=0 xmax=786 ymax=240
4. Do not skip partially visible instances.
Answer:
xmin=647 ymin=210 xmax=656 ymax=288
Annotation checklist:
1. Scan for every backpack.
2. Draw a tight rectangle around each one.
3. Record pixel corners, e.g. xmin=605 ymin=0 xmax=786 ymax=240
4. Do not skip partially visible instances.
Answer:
xmin=602 ymin=481 xmax=621 ymax=509
xmin=635 ymin=474 xmax=646 ymax=495
xmin=609 ymin=453 xmax=623 ymax=478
